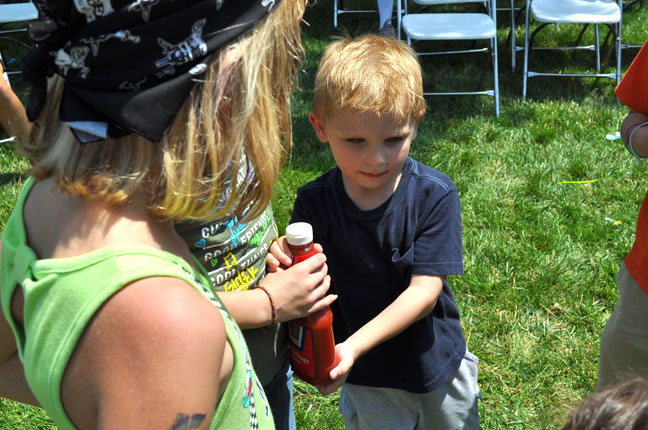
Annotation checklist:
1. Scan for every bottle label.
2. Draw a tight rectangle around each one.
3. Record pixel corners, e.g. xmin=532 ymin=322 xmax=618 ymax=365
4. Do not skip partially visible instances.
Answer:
xmin=288 ymin=321 xmax=315 ymax=378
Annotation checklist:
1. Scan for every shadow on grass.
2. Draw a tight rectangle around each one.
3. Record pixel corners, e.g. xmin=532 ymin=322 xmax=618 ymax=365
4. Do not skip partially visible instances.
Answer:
xmin=0 ymin=173 xmax=26 ymax=187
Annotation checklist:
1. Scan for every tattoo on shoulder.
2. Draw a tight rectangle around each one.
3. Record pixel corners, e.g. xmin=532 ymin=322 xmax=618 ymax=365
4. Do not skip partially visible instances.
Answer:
xmin=171 ymin=413 xmax=207 ymax=430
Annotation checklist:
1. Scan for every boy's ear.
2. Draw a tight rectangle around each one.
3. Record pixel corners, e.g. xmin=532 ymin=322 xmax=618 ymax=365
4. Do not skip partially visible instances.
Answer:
xmin=308 ymin=112 xmax=329 ymax=143
xmin=412 ymin=110 xmax=425 ymax=140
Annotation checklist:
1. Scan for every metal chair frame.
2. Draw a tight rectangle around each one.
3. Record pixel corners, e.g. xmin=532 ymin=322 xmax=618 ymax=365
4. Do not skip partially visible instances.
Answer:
xmin=521 ymin=0 xmax=623 ymax=100
xmin=398 ymin=0 xmax=500 ymax=116
xmin=0 ymin=1 xmax=38 ymax=87
xmin=333 ymin=0 xmax=379 ymax=28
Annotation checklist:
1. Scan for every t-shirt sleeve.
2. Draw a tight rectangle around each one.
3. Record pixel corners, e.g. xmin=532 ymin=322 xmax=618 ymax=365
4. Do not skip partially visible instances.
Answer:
xmin=616 ymin=39 xmax=648 ymax=114
xmin=290 ymin=192 xmax=311 ymax=225
xmin=412 ymin=190 xmax=463 ymax=276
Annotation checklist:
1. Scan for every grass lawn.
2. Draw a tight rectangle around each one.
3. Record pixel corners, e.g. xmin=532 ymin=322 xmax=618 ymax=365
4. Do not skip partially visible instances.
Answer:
xmin=1 ymin=1 xmax=647 ymax=428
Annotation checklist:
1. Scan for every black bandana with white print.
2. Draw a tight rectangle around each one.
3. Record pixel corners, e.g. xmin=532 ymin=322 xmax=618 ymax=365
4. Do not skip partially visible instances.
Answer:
xmin=23 ymin=0 xmax=279 ymax=142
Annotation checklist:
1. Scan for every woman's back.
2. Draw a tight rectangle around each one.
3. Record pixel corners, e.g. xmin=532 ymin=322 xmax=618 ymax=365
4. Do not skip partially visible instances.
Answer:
xmin=3 ymin=179 xmax=246 ymax=428
xmin=23 ymin=178 xmax=193 ymax=262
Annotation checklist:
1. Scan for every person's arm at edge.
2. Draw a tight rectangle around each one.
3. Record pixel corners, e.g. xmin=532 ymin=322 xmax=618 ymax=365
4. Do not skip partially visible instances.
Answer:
xmin=0 ymin=63 xmax=32 ymax=143
xmin=316 ymin=274 xmax=444 ymax=395
xmin=621 ymin=109 xmax=648 ymax=158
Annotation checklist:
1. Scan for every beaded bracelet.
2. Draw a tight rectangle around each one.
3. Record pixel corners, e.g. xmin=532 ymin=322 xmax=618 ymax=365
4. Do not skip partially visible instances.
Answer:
xmin=625 ymin=121 xmax=648 ymax=165
xmin=257 ymin=285 xmax=277 ymax=328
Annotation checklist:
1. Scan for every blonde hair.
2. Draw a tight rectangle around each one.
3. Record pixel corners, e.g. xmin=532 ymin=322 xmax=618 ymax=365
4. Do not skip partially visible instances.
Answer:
xmin=21 ymin=0 xmax=306 ymax=222
xmin=313 ymin=34 xmax=425 ymax=126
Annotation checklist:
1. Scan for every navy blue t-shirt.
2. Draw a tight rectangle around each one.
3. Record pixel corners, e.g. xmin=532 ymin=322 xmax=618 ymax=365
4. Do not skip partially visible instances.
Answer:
xmin=290 ymin=157 xmax=466 ymax=393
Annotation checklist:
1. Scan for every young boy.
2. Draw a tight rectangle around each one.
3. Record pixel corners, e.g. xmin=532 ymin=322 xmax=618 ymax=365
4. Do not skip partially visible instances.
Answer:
xmin=272 ymin=34 xmax=480 ymax=429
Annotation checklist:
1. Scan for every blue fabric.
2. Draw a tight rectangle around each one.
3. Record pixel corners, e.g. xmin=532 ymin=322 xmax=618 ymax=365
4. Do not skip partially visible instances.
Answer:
xmin=263 ymin=359 xmax=296 ymax=430
xmin=291 ymin=157 xmax=466 ymax=393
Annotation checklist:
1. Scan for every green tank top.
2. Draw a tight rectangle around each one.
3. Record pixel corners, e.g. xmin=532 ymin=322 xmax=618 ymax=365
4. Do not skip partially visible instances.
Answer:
xmin=0 ymin=178 xmax=275 ymax=430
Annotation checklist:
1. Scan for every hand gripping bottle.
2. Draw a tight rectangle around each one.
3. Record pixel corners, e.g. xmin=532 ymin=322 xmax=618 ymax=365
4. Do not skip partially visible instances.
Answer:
xmin=286 ymin=222 xmax=337 ymax=385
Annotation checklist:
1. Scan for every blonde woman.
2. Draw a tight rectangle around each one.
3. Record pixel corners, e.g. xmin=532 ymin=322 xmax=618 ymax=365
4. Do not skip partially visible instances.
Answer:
xmin=0 ymin=1 xmax=315 ymax=428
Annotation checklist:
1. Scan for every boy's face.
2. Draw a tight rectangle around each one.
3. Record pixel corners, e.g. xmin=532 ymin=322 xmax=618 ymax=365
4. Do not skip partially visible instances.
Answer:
xmin=309 ymin=109 xmax=423 ymax=209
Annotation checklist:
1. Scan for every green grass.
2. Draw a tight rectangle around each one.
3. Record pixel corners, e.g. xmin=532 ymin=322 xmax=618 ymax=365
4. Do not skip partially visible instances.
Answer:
xmin=1 ymin=1 xmax=647 ymax=428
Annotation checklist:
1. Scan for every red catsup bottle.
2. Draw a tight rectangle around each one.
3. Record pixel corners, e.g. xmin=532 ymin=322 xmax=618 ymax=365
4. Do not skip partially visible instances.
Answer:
xmin=286 ymin=222 xmax=338 ymax=386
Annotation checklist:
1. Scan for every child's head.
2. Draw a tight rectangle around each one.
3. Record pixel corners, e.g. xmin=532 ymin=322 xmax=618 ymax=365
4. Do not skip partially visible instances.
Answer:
xmin=21 ymin=0 xmax=306 ymax=222
xmin=312 ymin=34 xmax=425 ymax=126
xmin=563 ymin=377 xmax=648 ymax=430
xmin=309 ymin=34 xmax=425 ymax=208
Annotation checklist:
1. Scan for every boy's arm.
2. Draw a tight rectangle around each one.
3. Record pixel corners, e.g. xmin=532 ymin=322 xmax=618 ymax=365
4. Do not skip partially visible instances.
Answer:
xmin=317 ymin=274 xmax=443 ymax=395
xmin=0 ymin=63 xmax=32 ymax=143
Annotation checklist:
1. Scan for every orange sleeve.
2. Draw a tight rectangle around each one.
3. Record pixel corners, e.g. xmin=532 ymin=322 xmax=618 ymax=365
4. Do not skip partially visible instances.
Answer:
xmin=615 ymin=40 xmax=648 ymax=115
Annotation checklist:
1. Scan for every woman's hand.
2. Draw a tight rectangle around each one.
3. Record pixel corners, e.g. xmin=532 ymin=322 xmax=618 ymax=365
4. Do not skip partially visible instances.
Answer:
xmin=266 ymin=236 xmax=324 ymax=271
xmin=261 ymin=250 xmax=335 ymax=322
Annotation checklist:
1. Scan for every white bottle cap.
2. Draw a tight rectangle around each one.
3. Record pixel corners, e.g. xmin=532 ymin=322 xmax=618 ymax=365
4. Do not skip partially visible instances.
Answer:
xmin=286 ymin=222 xmax=313 ymax=246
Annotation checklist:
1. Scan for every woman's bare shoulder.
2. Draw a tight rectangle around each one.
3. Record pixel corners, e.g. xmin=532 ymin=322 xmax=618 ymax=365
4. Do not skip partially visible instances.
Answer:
xmin=62 ymin=276 xmax=230 ymax=429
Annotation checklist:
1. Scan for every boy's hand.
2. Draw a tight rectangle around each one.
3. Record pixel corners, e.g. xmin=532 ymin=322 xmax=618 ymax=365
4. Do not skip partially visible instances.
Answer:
xmin=260 ymin=251 xmax=335 ymax=322
xmin=316 ymin=342 xmax=355 ymax=396
xmin=266 ymin=236 xmax=292 ymax=272
xmin=266 ymin=235 xmax=324 ymax=272
xmin=316 ymin=276 xmax=443 ymax=396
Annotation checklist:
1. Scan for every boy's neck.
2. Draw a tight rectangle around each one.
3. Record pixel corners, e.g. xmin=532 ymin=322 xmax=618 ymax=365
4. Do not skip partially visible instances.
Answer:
xmin=340 ymin=169 xmax=403 ymax=211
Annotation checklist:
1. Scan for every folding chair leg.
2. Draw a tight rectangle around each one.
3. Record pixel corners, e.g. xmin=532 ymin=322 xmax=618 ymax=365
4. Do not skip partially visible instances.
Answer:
xmin=493 ymin=35 xmax=500 ymax=116
xmin=396 ymin=0 xmax=402 ymax=39
xmin=334 ymin=0 xmax=339 ymax=28
xmin=616 ymin=11 xmax=622 ymax=83
xmin=522 ymin=0 xmax=531 ymax=100
xmin=595 ymin=24 xmax=601 ymax=72
xmin=511 ymin=0 xmax=516 ymax=70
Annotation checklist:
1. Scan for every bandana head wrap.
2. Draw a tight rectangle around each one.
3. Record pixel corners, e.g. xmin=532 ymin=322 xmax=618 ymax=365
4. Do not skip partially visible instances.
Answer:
xmin=23 ymin=0 xmax=280 ymax=143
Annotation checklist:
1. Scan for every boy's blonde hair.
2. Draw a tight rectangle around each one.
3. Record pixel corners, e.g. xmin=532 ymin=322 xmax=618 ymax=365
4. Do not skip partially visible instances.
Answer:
xmin=21 ymin=0 xmax=306 ymax=222
xmin=313 ymin=34 xmax=425 ymax=125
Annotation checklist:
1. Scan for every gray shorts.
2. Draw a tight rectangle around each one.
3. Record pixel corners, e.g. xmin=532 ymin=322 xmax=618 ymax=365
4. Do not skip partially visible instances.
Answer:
xmin=598 ymin=262 xmax=648 ymax=390
xmin=339 ymin=350 xmax=481 ymax=430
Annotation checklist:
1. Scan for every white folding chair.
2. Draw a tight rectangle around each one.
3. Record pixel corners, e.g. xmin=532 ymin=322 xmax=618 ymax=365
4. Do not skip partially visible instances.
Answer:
xmin=398 ymin=0 xmax=500 ymax=116
xmin=0 ymin=1 xmax=39 ymax=87
xmin=521 ymin=0 xmax=623 ymax=100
